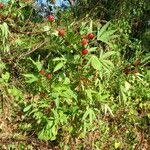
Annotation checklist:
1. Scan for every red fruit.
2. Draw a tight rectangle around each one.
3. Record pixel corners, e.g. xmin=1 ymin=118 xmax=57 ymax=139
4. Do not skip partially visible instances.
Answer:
xmin=82 ymin=39 xmax=88 ymax=46
xmin=81 ymin=49 xmax=88 ymax=55
xmin=58 ymin=30 xmax=65 ymax=37
xmin=39 ymin=70 xmax=45 ymax=75
xmin=87 ymin=33 xmax=94 ymax=40
xmin=0 ymin=3 xmax=4 ymax=9
xmin=47 ymin=73 xmax=52 ymax=79
xmin=47 ymin=15 xmax=55 ymax=21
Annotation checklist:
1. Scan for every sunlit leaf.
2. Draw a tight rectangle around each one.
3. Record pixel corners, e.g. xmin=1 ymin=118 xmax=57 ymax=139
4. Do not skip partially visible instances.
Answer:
xmin=53 ymin=62 xmax=64 ymax=72
xmin=91 ymin=55 xmax=102 ymax=70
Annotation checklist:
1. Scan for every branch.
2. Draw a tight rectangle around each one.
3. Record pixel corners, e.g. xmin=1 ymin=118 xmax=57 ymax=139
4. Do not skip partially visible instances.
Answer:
xmin=16 ymin=40 xmax=49 ymax=61
xmin=10 ymin=27 xmax=51 ymax=35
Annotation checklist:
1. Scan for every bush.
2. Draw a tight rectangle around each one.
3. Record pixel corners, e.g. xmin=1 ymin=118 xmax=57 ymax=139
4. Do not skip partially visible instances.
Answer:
xmin=0 ymin=1 xmax=149 ymax=149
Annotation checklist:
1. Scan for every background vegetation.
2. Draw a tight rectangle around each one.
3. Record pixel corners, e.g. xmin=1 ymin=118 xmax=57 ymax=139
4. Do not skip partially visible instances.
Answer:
xmin=0 ymin=0 xmax=150 ymax=149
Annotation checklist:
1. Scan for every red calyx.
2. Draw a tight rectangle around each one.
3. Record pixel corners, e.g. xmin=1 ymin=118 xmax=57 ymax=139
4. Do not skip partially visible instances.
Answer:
xmin=58 ymin=30 xmax=65 ymax=37
xmin=81 ymin=49 xmax=88 ymax=55
xmin=39 ymin=70 xmax=45 ymax=75
xmin=134 ymin=59 xmax=141 ymax=66
xmin=87 ymin=33 xmax=94 ymax=40
xmin=47 ymin=15 xmax=55 ymax=21
xmin=81 ymin=34 xmax=86 ymax=39
xmin=50 ymin=101 xmax=55 ymax=108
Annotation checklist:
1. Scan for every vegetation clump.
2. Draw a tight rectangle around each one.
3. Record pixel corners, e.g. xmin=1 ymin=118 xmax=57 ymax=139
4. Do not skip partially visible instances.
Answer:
xmin=0 ymin=0 xmax=149 ymax=149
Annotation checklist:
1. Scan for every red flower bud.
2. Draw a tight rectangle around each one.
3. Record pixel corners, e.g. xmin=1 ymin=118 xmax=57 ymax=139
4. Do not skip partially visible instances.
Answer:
xmin=39 ymin=70 xmax=45 ymax=75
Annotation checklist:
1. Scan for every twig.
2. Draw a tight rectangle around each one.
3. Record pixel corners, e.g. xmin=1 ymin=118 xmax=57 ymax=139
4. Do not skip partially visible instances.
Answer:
xmin=10 ymin=27 xmax=51 ymax=35
xmin=16 ymin=40 xmax=49 ymax=61
xmin=22 ymin=8 xmax=34 ymax=28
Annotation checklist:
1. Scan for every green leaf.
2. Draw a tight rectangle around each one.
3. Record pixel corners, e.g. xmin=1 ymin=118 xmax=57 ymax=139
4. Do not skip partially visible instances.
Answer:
xmin=22 ymin=74 xmax=38 ymax=83
xmin=100 ymin=29 xmax=116 ymax=43
xmin=125 ymin=81 xmax=131 ymax=92
xmin=82 ymin=108 xmax=96 ymax=125
xmin=43 ymin=26 xmax=51 ymax=31
xmin=19 ymin=2 xmax=26 ymax=7
xmin=86 ymin=89 xmax=93 ymax=101
xmin=89 ymin=19 xmax=93 ymax=33
xmin=63 ymin=77 xmax=70 ymax=84
xmin=66 ymin=89 xmax=77 ymax=100
xmin=89 ymin=47 xmax=97 ymax=52
xmin=101 ymin=51 xmax=117 ymax=59
xmin=91 ymin=55 xmax=102 ymax=70
xmin=53 ymin=62 xmax=64 ymax=72
xmin=89 ymin=109 xmax=96 ymax=125
xmin=97 ymin=21 xmax=117 ymax=44
xmin=102 ymin=60 xmax=114 ymax=68
xmin=59 ymin=111 xmax=68 ymax=124
xmin=83 ymin=121 xmax=87 ymax=134
xmin=142 ymin=53 xmax=150 ymax=66
xmin=28 ymin=57 xmax=43 ymax=71
xmin=15 ymin=39 xmax=24 ymax=46
xmin=0 ymin=22 xmax=9 ymax=39
xmin=85 ymin=89 xmax=96 ymax=102
xmin=38 ymin=120 xmax=57 ymax=141
xmin=97 ymin=21 xmax=110 ymax=38
xmin=1 ymin=72 xmax=10 ymax=82
xmin=23 ymin=105 xmax=32 ymax=112
xmin=8 ymin=86 xmax=22 ymax=98
xmin=104 ymin=104 xmax=114 ymax=117
xmin=97 ymin=93 xmax=110 ymax=102
xmin=53 ymin=57 xmax=66 ymax=61
xmin=0 ymin=61 xmax=6 ymax=70
xmin=115 ymin=142 xmax=121 ymax=149
xmin=82 ymin=108 xmax=90 ymax=121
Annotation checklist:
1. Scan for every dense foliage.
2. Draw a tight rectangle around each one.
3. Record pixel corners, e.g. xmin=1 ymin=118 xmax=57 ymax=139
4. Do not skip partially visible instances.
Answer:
xmin=0 ymin=0 xmax=150 ymax=149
